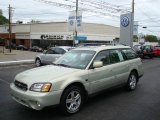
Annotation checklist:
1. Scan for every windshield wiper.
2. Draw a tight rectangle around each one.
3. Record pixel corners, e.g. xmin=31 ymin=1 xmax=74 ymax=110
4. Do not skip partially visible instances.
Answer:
xmin=57 ymin=64 xmax=71 ymax=68
xmin=52 ymin=63 xmax=58 ymax=66
xmin=52 ymin=63 xmax=71 ymax=68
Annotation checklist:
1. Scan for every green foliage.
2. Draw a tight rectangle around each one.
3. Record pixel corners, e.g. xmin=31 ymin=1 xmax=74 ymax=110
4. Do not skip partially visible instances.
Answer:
xmin=145 ymin=35 xmax=158 ymax=42
xmin=0 ymin=15 xmax=9 ymax=25
xmin=133 ymin=35 xmax=138 ymax=42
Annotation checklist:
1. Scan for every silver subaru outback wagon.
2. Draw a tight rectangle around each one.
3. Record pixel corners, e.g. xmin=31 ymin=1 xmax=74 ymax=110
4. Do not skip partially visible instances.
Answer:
xmin=10 ymin=45 xmax=143 ymax=115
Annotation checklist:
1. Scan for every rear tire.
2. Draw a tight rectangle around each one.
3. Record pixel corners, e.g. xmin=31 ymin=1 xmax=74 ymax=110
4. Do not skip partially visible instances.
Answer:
xmin=149 ymin=55 xmax=153 ymax=59
xmin=60 ymin=86 xmax=84 ymax=115
xmin=126 ymin=72 xmax=138 ymax=91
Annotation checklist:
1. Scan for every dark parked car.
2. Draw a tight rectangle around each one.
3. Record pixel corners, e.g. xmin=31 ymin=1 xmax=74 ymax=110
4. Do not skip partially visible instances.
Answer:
xmin=30 ymin=46 xmax=43 ymax=52
xmin=5 ymin=44 xmax=17 ymax=49
xmin=16 ymin=45 xmax=28 ymax=50
xmin=140 ymin=45 xmax=154 ymax=58
xmin=133 ymin=45 xmax=143 ymax=58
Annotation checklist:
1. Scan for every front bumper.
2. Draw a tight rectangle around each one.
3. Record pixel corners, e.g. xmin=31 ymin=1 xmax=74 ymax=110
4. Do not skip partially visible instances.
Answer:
xmin=10 ymin=83 xmax=62 ymax=110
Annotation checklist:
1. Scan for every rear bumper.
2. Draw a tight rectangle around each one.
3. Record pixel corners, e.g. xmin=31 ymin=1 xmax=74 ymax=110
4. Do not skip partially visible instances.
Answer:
xmin=10 ymin=83 xmax=62 ymax=110
xmin=143 ymin=52 xmax=154 ymax=56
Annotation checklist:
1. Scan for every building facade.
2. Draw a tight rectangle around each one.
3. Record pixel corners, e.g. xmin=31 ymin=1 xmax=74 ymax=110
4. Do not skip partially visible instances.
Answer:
xmin=0 ymin=22 xmax=120 ymax=49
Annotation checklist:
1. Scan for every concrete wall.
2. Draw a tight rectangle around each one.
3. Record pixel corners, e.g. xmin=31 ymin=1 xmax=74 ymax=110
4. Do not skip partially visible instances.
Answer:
xmin=14 ymin=24 xmax=30 ymax=33
xmin=82 ymin=23 xmax=119 ymax=36
xmin=30 ymin=22 xmax=68 ymax=32
xmin=0 ymin=22 xmax=120 ymax=37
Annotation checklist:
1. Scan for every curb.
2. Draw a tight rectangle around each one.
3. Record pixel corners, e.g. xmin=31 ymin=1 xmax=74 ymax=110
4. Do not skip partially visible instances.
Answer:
xmin=0 ymin=60 xmax=34 ymax=67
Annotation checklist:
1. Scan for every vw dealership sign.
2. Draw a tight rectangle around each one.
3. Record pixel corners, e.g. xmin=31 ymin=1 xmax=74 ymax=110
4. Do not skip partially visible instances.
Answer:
xmin=121 ymin=16 xmax=129 ymax=27
xmin=120 ymin=13 xmax=133 ymax=47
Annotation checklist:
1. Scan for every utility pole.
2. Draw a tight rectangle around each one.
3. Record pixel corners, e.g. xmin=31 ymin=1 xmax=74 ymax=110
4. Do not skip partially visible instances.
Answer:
xmin=74 ymin=0 xmax=78 ymax=46
xmin=132 ymin=0 xmax=135 ymax=44
xmin=132 ymin=0 xmax=134 ymax=14
xmin=8 ymin=4 xmax=12 ymax=53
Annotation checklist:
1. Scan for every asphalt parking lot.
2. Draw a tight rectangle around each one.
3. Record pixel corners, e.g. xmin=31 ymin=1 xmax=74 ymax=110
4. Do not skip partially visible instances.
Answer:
xmin=0 ymin=58 xmax=160 ymax=120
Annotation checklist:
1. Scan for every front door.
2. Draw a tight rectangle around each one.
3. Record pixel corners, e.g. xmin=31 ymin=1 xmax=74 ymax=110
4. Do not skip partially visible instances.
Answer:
xmin=88 ymin=50 xmax=115 ymax=93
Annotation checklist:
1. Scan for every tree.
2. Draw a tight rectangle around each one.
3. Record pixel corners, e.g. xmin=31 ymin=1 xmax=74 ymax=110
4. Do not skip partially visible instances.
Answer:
xmin=28 ymin=19 xmax=41 ymax=23
xmin=0 ymin=15 xmax=9 ymax=25
xmin=0 ymin=9 xmax=2 ymax=16
xmin=133 ymin=35 xmax=138 ymax=42
xmin=145 ymin=35 xmax=158 ymax=42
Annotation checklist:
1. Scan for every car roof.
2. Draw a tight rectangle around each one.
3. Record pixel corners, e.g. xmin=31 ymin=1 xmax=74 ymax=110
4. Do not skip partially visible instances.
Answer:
xmin=77 ymin=43 xmax=111 ymax=46
xmin=73 ymin=45 xmax=131 ymax=52
xmin=50 ymin=46 xmax=73 ymax=49
xmin=49 ymin=46 xmax=75 ymax=51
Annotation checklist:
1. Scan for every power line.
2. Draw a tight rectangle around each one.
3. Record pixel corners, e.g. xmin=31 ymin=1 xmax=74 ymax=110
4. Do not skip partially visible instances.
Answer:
xmin=33 ymin=0 xmax=130 ymax=18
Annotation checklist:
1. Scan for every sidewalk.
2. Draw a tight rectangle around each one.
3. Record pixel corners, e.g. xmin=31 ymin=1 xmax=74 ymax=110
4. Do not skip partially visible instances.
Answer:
xmin=0 ymin=46 xmax=39 ymax=66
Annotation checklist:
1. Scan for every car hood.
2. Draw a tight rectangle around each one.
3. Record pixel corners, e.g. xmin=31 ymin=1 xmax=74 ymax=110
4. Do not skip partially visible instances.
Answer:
xmin=15 ymin=65 xmax=80 ymax=85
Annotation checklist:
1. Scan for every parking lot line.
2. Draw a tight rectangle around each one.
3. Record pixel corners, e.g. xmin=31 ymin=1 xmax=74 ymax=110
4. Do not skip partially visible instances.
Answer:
xmin=0 ymin=78 xmax=10 ymax=85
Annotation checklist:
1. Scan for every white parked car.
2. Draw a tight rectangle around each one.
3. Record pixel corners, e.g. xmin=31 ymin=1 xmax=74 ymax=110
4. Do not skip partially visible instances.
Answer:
xmin=35 ymin=46 xmax=74 ymax=66
xmin=10 ymin=45 xmax=143 ymax=115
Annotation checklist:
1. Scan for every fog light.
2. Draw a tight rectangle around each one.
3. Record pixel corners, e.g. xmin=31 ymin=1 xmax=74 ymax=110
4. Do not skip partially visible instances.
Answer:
xmin=37 ymin=102 xmax=41 ymax=107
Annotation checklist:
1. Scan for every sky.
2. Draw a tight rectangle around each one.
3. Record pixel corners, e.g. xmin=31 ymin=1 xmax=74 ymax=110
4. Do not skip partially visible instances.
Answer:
xmin=0 ymin=0 xmax=160 ymax=36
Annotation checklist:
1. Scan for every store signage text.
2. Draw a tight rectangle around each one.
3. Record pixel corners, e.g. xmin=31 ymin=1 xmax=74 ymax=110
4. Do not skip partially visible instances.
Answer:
xmin=41 ymin=35 xmax=64 ymax=40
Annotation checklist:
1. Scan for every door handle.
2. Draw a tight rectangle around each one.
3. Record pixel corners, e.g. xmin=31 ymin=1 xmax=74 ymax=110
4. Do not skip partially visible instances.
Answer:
xmin=126 ymin=65 xmax=129 ymax=67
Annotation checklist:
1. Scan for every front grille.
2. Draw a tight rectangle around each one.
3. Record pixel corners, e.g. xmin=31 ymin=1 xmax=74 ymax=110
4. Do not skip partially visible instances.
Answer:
xmin=14 ymin=80 xmax=28 ymax=91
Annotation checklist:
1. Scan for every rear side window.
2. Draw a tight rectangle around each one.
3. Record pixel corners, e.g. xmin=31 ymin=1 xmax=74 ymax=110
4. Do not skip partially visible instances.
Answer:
xmin=109 ymin=50 xmax=124 ymax=63
xmin=94 ymin=49 xmax=125 ymax=66
xmin=46 ymin=49 xmax=55 ymax=54
xmin=122 ymin=49 xmax=138 ymax=59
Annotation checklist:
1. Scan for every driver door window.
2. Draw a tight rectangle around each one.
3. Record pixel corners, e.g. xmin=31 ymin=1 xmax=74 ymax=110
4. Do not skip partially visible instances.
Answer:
xmin=46 ymin=49 xmax=55 ymax=54
xmin=94 ymin=50 xmax=110 ymax=66
xmin=55 ymin=48 xmax=66 ymax=54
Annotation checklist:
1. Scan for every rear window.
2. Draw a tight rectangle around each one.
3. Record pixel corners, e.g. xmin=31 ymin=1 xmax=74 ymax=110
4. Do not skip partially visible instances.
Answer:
xmin=155 ymin=46 xmax=160 ymax=49
xmin=109 ymin=50 xmax=124 ymax=63
xmin=122 ymin=49 xmax=138 ymax=59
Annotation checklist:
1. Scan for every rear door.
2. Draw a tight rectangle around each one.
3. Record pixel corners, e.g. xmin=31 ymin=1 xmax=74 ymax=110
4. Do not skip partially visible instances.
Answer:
xmin=108 ymin=49 xmax=129 ymax=85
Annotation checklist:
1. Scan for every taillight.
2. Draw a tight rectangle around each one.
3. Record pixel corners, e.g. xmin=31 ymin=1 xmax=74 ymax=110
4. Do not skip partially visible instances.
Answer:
xmin=143 ymin=50 xmax=147 ymax=53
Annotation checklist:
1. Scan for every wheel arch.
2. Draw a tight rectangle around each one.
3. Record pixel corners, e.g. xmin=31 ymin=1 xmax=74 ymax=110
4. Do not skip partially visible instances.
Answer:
xmin=60 ymin=82 xmax=88 ymax=102
xmin=130 ymin=69 xmax=139 ymax=82
xmin=35 ymin=57 xmax=41 ymax=61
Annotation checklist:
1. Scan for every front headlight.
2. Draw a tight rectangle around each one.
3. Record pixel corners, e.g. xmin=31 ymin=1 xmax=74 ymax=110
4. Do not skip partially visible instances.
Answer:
xmin=30 ymin=83 xmax=52 ymax=92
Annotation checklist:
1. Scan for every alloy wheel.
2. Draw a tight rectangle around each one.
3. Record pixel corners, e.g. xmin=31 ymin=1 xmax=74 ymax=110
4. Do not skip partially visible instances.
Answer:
xmin=66 ymin=90 xmax=81 ymax=113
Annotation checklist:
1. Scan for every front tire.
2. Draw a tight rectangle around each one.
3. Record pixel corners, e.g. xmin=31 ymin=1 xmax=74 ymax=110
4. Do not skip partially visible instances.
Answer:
xmin=60 ymin=86 xmax=84 ymax=115
xmin=126 ymin=72 xmax=138 ymax=91
xmin=35 ymin=58 xmax=41 ymax=67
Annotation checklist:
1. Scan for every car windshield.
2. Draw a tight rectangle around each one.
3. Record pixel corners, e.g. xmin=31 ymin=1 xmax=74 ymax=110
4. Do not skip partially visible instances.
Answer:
xmin=66 ymin=47 xmax=75 ymax=51
xmin=54 ymin=50 xmax=96 ymax=69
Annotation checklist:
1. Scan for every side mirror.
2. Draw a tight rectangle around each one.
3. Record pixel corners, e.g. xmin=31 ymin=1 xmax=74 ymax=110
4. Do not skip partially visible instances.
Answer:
xmin=43 ymin=50 xmax=46 ymax=54
xmin=93 ymin=61 xmax=103 ymax=68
